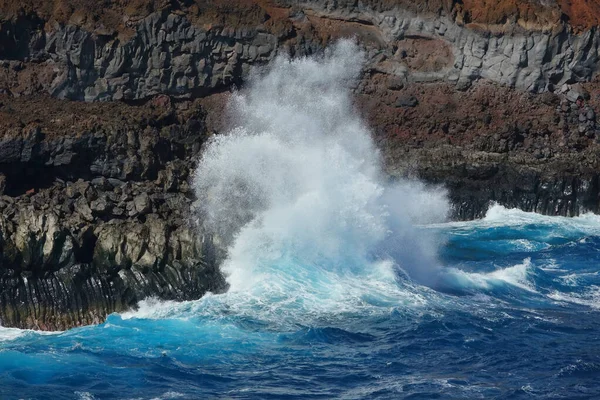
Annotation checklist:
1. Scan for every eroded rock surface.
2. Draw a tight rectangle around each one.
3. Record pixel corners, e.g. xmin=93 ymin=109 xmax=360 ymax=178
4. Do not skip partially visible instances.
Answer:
xmin=3 ymin=0 xmax=600 ymax=100
xmin=0 ymin=97 xmax=227 ymax=329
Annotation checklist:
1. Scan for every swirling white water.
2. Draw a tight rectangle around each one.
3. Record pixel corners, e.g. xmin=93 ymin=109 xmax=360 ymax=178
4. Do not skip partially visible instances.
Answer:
xmin=2 ymin=42 xmax=600 ymax=399
xmin=189 ymin=40 xmax=448 ymax=328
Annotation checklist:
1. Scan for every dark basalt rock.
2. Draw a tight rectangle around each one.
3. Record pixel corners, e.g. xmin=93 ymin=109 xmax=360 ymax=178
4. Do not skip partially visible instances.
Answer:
xmin=0 ymin=164 xmax=229 ymax=330
xmin=0 ymin=97 xmax=231 ymax=330
xmin=446 ymin=173 xmax=600 ymax=220
xmin=396 ymin=95 xmax=419 ymax=108
xmin=0 ymin=207 xmax=227 ymax=330
xmin=384 ymin=145 xmax=600 ymax=221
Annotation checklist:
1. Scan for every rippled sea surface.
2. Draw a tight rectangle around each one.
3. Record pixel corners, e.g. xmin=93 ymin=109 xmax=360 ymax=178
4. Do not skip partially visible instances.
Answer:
xmin=2 ymin=206 xmax=600 ymax=399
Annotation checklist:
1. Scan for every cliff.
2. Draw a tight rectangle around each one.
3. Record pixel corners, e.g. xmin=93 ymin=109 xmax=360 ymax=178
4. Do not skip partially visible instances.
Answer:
xmin=0 ymin=96 xmax=227 ymax=329
xmin=2 ymin=0 xmax=600 ymax=329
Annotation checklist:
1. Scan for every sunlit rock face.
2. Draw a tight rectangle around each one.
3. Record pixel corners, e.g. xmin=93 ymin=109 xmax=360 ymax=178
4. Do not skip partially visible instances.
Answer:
xmin=2 ymin=0 xmax=600 ymax=100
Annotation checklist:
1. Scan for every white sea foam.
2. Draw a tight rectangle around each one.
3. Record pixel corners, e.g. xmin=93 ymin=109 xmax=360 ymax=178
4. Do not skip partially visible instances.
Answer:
xmin=150 ymin=392 xmax=185 ymax=400
xmin=442 ymin=258 xmax=536 ymax=292
xmin=0 ymin=327 xmax=28 ymax=342
xmin=120 ymin=297 xmax=192 ymax=320
xmin=478 ymin=203 xmax=600 ymax=232
xmin=193 ymin=40 xmax=448 ymax=292
xmin=75 ymin=392 xmax=97 ymax=400
xmin=0 ymin=326 xmax=62 ymax=342
xmin=548 ymin=285 xmax=600 ymax=309
xmin=182 ymin=40 xmax=451 ymax=323
xmin=486 ymin=258 xmax=535 ymax=292
xmin=430 ymin=203 xmax=600 ymax=236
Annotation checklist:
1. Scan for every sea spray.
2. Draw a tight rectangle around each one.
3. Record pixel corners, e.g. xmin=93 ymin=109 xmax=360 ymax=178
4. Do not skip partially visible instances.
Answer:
xmin=193 ymin=40 xmax=449 ymax=307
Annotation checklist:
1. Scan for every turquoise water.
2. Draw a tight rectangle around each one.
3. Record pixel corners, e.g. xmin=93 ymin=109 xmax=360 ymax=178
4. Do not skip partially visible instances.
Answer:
xmin=2 ymin=205 xmax=600 ymax=399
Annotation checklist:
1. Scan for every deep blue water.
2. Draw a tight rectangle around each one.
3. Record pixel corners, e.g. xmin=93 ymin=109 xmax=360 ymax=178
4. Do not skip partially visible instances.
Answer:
xmin=2 ymin=205 xmax=600 ymax=399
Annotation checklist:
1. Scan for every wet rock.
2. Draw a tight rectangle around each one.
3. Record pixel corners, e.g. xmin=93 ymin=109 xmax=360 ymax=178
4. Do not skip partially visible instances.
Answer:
xmin=0 ymin=188 xmax=226 ymax=330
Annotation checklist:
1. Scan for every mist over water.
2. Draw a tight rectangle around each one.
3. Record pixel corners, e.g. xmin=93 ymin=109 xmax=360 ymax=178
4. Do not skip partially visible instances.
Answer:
xmin=193 ymin=40 xmax=449 ymax=304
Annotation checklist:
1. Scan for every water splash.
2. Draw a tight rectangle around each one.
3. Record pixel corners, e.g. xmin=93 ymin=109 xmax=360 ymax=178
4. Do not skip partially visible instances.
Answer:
xmin=441 ymin=258 xmax=537 ymax=293
xmin=192 ymin=40 xmax=449 ymax=313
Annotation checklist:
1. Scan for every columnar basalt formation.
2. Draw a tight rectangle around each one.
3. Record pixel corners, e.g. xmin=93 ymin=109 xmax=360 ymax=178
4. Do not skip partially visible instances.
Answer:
xmin=2 ymin=0 xmax=600 ymax=329
xmin=0 ymin=96 xmax=228 ymax=329
xmin=4 ymin=0 xmax=600 ymax=101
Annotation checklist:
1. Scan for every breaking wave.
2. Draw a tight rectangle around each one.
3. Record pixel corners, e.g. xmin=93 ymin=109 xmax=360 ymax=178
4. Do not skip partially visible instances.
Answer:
xmin=190 ymin=39 xmax=449 ymax=324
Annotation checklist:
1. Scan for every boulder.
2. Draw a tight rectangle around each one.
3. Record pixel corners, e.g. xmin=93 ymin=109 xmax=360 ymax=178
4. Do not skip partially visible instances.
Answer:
xmin=396 ymin=95 xmax=419 ymax=108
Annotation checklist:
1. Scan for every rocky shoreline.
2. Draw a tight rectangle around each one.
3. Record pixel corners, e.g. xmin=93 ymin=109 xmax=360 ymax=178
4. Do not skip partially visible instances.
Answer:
xmin=2 ymin=0 xmax=600 ymax=329
xmin=0 ymin=95 xmax=229 ymax=330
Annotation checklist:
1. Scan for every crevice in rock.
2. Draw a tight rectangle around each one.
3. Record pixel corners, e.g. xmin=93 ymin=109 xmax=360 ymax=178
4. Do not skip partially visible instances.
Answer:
xmin=76 ymin=230 xmax=98 ymax=264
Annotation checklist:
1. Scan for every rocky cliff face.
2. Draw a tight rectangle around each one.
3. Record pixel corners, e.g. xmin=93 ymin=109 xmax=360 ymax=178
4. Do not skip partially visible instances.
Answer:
xmin=3 ymin=0 xmax=600 ymax=100
xmin=2 ymin=0 xmax=600 ymax=329
xmin=0 ymin=95 xmax=227 ymax=329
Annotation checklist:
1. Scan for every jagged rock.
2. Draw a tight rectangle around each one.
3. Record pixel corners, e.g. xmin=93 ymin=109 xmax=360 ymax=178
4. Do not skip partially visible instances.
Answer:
xmin=13 ymin=209 xmax=75 ymax=269
xmin=91 ymin=177 xmax=112 ymax=191
xmin=108 ymin=178 xmax=126 ymax=188
xmin=74 ymin=197 xmax=94 ymax=222
xmin=66 ymin=180 xmax=90 ymax=199
xmin=157 ymin=162 xmax=184 ymax=192
xmin=587 ymin=109 xmax=596 ymax=121
xmin=95 ymin=220 xmax=163 ymax=270
xmin=0 ymin=10 xmax=280 ymax=102
xmin=90 ymin=196 xmax=111 ymax=215
xmin=456 ymin=77 xmax=473 ymax=91
xmin=2 ymin=0 xmax=600 ymax=100
xmin=396 ymin=95 xmax=419 ymax=108
xmin=0 ymin=188 xmax=226 ymax=330
xmin=133 ymin=193 xmax=152 ymax=215
xmin=566 ymin=90 xmax=584 ymax=103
